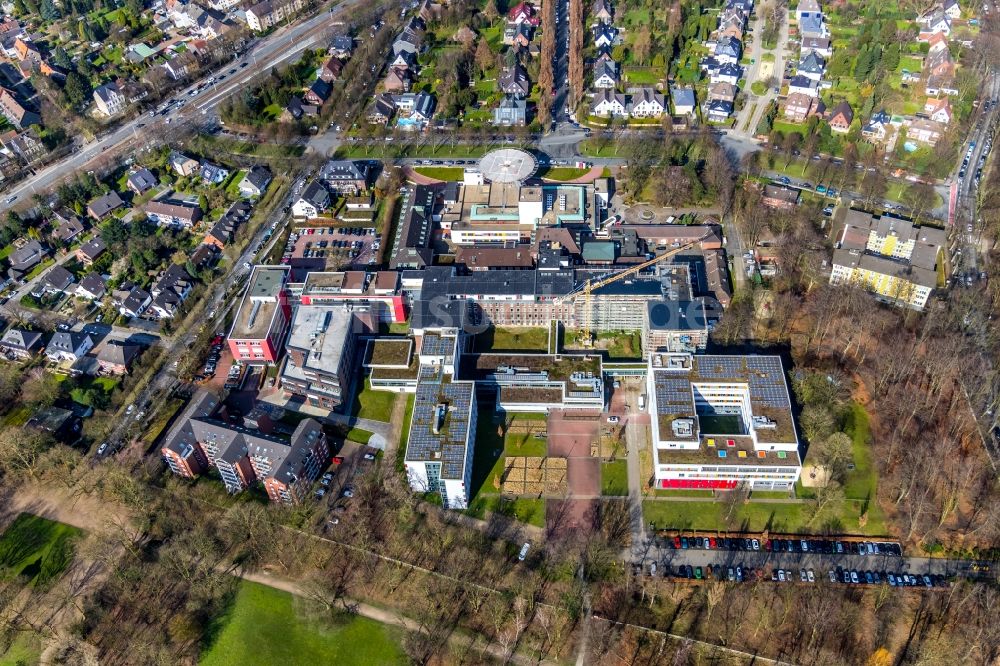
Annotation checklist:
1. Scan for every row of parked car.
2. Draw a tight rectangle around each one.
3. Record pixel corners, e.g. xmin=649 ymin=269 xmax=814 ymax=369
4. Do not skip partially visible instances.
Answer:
xmin=665 ymin=564 xmax=949 ymax=588
xmin=670 ymin=536 xmax=903 ymax=557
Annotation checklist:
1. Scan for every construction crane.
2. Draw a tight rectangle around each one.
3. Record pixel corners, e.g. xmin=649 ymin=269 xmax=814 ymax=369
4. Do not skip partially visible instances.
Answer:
xmin=558 ymin=236 xmax=709 ymax=345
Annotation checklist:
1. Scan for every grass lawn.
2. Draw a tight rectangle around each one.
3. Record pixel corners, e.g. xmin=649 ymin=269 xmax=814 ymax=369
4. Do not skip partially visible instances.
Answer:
xmin=841 ymin=403 xmax=876 ymax=500
xmin=623 ymin=68 xmax=661 ymax=85
xmin=473 ymin=326 xmax=548 ymax=352
xmin=772 ymin=120 xmax=807 ymax=137
xmin=0 ymin=245 xmax=12 ymax=261
xmin=0 ymin=633 xmax=41 ymax=666
xmin=201 ymin=580 xmax=406 ymax=666
xmin=351 ymin=378 xmax=396 ymax=423
xmin=346 ymin=428 xmax=375 ymax=445
xmin=538 ymin=167 xmax=590 ymax=181
xmin=0 ymin=514 xmax=82 ymax=588
xmin=465 ymin=496 xmax=546 ymax=528
xmin=470 ymin=411 xmax=549 ymax=496
xmin=226 ymin=169 xmax=247 ymax=198
xmin=395 ymin=394 xmax=415 ymax=474
xmin=644 ymin=496 xmax=888 ymax=536
xmin=25 ymin=259 xmax=54 ymax=282
xmin=141 ymin=397 xmax=186 ymax=446
xmin=651 ymin=489 xmax=715 ymax=498
xmin=412 ymin=166 xmax=464 ymax=181
xmin=2 ymin=405 xmax=31 ymax=427
xmin=591 ymin=330 xmax=642 ymax=360
xmin=602 ymin=460 xmax=628 ymax=496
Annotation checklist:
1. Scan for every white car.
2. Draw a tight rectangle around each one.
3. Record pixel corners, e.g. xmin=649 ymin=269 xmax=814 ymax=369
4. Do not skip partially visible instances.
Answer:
xmin=607 ymin=415 xmax=619 ymax=423
xmin=518 ymin=543 xmax=530 ymax=561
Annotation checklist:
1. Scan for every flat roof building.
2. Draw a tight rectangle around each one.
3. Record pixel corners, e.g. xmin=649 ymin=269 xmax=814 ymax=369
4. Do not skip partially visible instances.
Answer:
xmin=647 ymin=353 xmax=801 ymax=491
xmin=403 ymin=365 xmax=478 ymax=509
xmin=228 ymin=266 xmax=291 ymax=365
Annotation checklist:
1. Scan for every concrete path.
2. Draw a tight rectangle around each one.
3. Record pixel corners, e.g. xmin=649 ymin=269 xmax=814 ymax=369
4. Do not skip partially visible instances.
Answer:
xmin=259 ymin=393 xmax=393 ymax=441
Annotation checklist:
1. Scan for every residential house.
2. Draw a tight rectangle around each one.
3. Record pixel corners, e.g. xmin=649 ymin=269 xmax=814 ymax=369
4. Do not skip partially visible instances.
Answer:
xmin=917 ymin=7 xmax=951 ymax=40
xmin=366 ymin=93 xmax=397 ymax=124
xmin=671 ymin=87 xmax=696 ymax=116
xmin=591 ymin=89 xmax=628 ymax=117
xmin=246 ymin=0 xmax=306 ymax=32
xmin=51 ymin=215 xmax=85 ymax=244
xmin=199 ymin=162 xmax=229 ymax=185
xmin=93 ymin=81 xmax=127 ymax=116
xmin=942 ymin=0 xmax=961 ymax=18
xmin=828 ymin=101 xmax=854 ymax=133
xmin=707 ymin=99 xmax=734 ymax=122
xmin=799 ymin=14 xmax=829 ymax=38
xmin=499 ymin=64 xmax=531 ymax=98
xmin=592 ymin=0 xmax=614 ymax=23
xmin=592 ymin=59 xmax=619 ymax=89
xmin=508 ymin=2 xmax=539 ymax=25
xmin=304 ymin=78 xmax=332 ymax=106
xmin=0 ymin=328 xmax=43 ymax=359
xmin=393 ymin=29 xmax=422 ymax=56
xmin=712 ymin=63 xmax=741 ymax=86
xmin=862 ymin=109 xmax=891 ymax=141
xmin=796 ymin=0 xmax=822 ymax=22
xmin=87 ymin=192 xmax=124 ymax=220
xmin=631 ymin=88 xmax=666 ymax=118
xmin=593 ymin=24 xmax=617 ymax=48
xmin=238 ymin=166 xmax=272 ymax=198
xmin=906 ymin=118 xmax=944 ymax=146
xmin=204 ymin=217 xmax=236 ymax=248
xmin=801 ymin=36 xmax=832 ymax=57
xmin=162 ymin=51 xmax=199 ymax=80
xmin=37 ymin=265 xmax=74 ymax=295
xmin=13 ymin=38 xmax=40 ymax=68
xmin=493 ymin=97 xmax=527 ymax=125
xmin=410 ymin=91 xmax=436 ymax=122
xmin=97 ymin=340 xmax=143 ymax=375
xmin=127 ymin=168 xmax=158 ymax=195
xmin=7 ymin=240 xmax=47 ymax=279
xmin=797 ymin=51 xmax=826 ymax=81
xmin=76 ymin=273 xmax=107 ymax=301
xmin=788 ymin=75 xmax=819 ymax=97
xmin=150 ymin=264 xmax=193 ymax=319
xmin=0 ymin=128 xmax=44 ymax=163
xmin=45 ymin=332 xmax=94 ymax=363
xmin=292 ymin=182 xmax=330 ymax=218
xmin=718 ymin=7 xmax=747 ymax=39
xmin=714 ymin=36 xmax=742 ymax=65
xmin=509 ymin=22 xmax=533 ymax=48
xmin=317 ymin=56 xmax=343 ymax=83
xmin=190 ymin=244 xmax=219 ymax=270
xmin=169 ymin=152 xmax=200 ymax=177
xmin=924 ymin=97 xmax=953 ymax=125
xmin=76 ymin=237 xmax=107 ymax=266
xmin=383 ymin=67 xmax=413 ymax=93
xmin=762 ymin=184 xmax=801 ymax=209
xmin=708 ymin=82 xmax=737 ymax=104
xmin=119 ymin=287 xmax=152 ymax=318
xmin=319 ymin=160 xmax=370 ymax=195
xmin=0 ymin=87 xmax=39 ymax=129
xmin=145 ymin=200 xmax=203 ymax=228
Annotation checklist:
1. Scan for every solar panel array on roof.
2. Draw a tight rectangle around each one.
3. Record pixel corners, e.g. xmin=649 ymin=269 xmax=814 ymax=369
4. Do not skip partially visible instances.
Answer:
xmin=745 ymin=356 xmax=790 ymax=409
xmin=695 ymin=356 xmax=747 ymax=380
xmin=406 ymin=366 xmax=475 ymax=480
xmin=653 ymin=373 xmax=695 ymax=417
xmin=420 ymin=332 xmax=455 ymax=357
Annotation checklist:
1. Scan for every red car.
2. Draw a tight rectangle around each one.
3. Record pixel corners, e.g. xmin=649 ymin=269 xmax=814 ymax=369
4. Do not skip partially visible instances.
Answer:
xmin=709 ymin=537 xmax=717 ymax=549
xmin=673 ymin=536 xmax=681 ymax=549
xmin=764 ymin=539 xmax=772 ymax=551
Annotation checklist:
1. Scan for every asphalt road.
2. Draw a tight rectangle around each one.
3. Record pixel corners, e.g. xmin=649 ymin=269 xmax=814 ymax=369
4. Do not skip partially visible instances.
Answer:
xmin=3 ymin=0 xmax=364 ymax=207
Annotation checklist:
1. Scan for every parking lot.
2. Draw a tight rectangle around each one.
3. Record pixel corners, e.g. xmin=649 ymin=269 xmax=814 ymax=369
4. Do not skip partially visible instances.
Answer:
xmin=636 ymin=533 xmax=987 ymax=589
xmin=281 ymin=226 xmax=379 ymax=271
xmin=315 ymin=441 xmax=381 ymax=528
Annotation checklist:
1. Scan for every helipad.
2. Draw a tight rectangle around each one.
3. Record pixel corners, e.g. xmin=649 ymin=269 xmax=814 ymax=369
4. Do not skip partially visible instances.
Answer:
xmin=478 ymin=148 xmax=537 ymax=183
